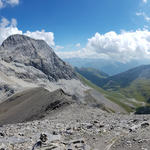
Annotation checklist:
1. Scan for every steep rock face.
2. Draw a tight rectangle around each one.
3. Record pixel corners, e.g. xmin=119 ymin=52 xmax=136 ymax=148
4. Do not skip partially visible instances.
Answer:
xmin=0 ymin=34 xmax=87 ymax=102
xmin=0 ymin=34 xmax=77 ymax=81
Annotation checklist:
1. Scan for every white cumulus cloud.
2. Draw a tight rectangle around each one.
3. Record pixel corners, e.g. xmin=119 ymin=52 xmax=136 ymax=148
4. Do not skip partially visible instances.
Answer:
xmin=0 ymin=0 xmax=19 ymax=8
xmin=0 ymin=17 xmax=55 ymax=47
xmin=0 ymin=0 xmax=3 ymax=8
xmin=75 ymin=43 xmax=81 ymax=48
xmin=57 ymin=30 xmax=150 ymax=63
xmin=0 ymin=18 xmax=22 ymax=44
xmin=136 ymin=12 xmax=150 ymax=22
xmin=143 ymin=0 xmax=147 ymax=3
xmin=25 ymin=30 xmax=55 ymax=47
xmin=55 ymin=45 xmax=64 ymax=51
xmin=7 ymin=0 xmax=19 ymax=5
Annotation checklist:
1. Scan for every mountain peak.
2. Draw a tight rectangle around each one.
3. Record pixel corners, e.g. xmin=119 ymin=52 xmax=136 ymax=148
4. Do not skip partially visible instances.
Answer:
xmin=1 ymin=34 xmax=32 ymax=47
xmin=0 ymin=34 xmax=77 ymax=81
xmin=4 ymin=34 xmax=31 ymax=40
xmin=1 ymin=34 xmax=46 ymax=50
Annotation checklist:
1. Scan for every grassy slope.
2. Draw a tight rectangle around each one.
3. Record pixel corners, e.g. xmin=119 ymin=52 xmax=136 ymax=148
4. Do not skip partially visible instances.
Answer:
xmin=77 ymin=66 xmax=150 ymax=113
xmin=78 ymin=74 xmax=133 ymax=113
xmin=99 ymin=65 xmax=150 ymax=105
xmin=120 ymin=79 xmax=150 ymax=102
xmin=75 ymin=67 xmax=108 ymax=87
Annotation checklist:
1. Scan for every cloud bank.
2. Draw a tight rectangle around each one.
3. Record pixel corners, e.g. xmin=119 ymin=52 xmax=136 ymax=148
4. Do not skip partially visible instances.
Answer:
xmin=25 ymin=30 xmax=55 ymax=47
xmin=0 ymin=17 xmax=55 ymax=47
xmin=57 ymin=30 xmax=150 ymax=63
xmin=0 ymin=18 xmax=22 ymax=43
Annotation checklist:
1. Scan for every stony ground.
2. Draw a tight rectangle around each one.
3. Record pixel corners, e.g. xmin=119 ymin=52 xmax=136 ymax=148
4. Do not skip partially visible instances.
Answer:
xmin=0 ymin=104 xmax=150 ymax=150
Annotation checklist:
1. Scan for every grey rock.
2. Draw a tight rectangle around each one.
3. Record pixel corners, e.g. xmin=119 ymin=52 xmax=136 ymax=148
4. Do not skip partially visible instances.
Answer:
xmin=141 ymin=122 xmax=149 ymax=128
xmin=0 ymin=34 xmax=77 ymax=81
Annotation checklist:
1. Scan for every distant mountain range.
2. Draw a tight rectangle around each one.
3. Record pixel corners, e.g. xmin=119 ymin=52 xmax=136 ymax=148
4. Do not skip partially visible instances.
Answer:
xmin=65 ymin=58 xmax=150 ymax=75
xmin=100 ymin=64 xmax=150 ymax=88
xmin=97 ymin=64 xmax=150 ymax=102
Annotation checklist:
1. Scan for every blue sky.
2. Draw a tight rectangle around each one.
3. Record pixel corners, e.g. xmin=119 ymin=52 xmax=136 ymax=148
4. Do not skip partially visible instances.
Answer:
xmin=0 ymin=0 xmax=144 ymax=45
xmin=0 ymin=0 xmax=150 ymax=62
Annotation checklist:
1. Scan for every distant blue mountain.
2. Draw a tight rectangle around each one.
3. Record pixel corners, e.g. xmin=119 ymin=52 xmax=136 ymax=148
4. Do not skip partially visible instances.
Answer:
xmin=64 ymin=58 xmax=150 ymax=75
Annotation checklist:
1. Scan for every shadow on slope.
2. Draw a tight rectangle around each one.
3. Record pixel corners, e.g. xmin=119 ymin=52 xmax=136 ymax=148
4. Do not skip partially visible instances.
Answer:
xmin=0 ymin=87 xmax=74 ymax=125
xmin=135 ymin=106 xmax=150 ymax=114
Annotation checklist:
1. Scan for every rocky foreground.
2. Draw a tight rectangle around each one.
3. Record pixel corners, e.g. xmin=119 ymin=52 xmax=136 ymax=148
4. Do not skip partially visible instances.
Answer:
xmin=0 ymin=104 xmax=150 ymax=150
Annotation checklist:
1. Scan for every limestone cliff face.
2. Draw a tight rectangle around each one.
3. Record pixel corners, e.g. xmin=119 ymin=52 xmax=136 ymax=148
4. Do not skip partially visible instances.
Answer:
xmin=0 ymin=34 xmax=77 ymax=81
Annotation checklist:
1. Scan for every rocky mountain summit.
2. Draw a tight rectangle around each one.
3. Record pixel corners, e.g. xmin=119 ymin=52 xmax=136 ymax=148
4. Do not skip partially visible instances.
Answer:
xmin=0 ymin=34 xmax=87 ymax=102
xmin=0 ymin=34 xmax=77 ymax=81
